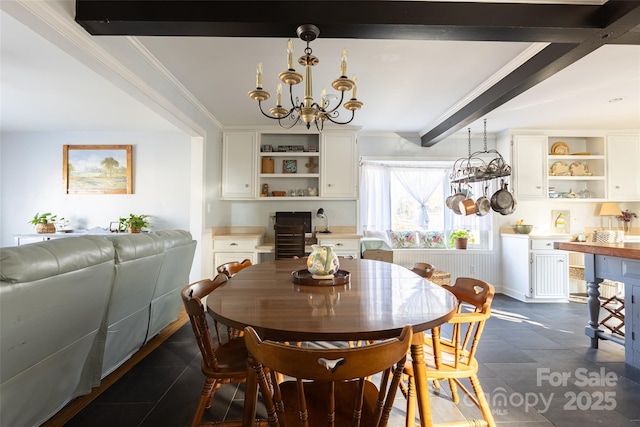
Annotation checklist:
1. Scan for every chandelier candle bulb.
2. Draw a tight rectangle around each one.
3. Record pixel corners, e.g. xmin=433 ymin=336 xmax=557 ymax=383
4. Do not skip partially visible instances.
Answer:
xmin=321 ymin=88 xmax=326 ymax=108
xmin=276 ymin=84 xmax=282 ymax=106
xmin=256 ymin=62 xmax=263 ymax=88
xmin=341 ymin=49 xmax=347 ymax=76
xmin=352 ymin=75 xmax=357 ymax=99
xmin=287 ymin=39 xmax=293 ymax=69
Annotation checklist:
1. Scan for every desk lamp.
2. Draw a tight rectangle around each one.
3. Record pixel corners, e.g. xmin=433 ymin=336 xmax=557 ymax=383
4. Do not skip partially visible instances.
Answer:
xmin=599 ymin=202 xmax=622 ymax=230
xmin=316 ymin=208 xmax=331 ymax=233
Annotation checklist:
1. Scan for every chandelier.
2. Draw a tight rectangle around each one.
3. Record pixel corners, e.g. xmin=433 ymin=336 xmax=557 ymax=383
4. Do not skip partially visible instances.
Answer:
xmin=248 ymin=24 xmax=363 ymax=131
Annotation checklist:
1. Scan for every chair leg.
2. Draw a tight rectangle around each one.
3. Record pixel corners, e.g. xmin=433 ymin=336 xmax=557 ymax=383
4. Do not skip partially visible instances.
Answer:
xmin=404 ymin=373 xmax=416 ymax=427
xmin=468 ymin=374 xmax=496 ymax=427
xmin=191 ymin=378 xmax=218 ymax=427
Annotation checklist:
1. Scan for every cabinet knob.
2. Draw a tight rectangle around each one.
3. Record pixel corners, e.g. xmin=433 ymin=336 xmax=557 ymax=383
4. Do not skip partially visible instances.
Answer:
xmin=536 ymin=186 xmax=542 ymax=189
xmin=245 ymin=184 xmax=249 ymax=188
xmin=328 ymin=184 xmax=333 ymax=187
xmin=230 ymin=242 xmax=238 ymax=246
xmin=336 ymin=243 xmax=343 ymax=246
xmin=616 ymin=185 xmax=621 ymax=189
xmin=558 ymin=259 xmax=564 ymax=263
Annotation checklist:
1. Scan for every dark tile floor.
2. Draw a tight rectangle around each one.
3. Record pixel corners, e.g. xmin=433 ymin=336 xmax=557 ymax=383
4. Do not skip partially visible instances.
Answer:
xmin=64 ymin=295 xmax=640 ymax=427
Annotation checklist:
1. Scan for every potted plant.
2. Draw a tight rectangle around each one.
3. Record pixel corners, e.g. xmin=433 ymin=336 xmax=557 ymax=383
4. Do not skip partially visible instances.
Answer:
xmin=449 ymin=229 xmax=474 ymax=250
xmin=617 ymin=209 xmax=638 ymax=232
xmin=119 ymin=214 xmax=149 ymax=233
xmin=29 ymin=212 xmax=61 ymax=234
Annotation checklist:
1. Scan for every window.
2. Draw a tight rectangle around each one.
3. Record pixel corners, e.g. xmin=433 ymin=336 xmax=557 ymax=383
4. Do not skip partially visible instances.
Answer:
xmin=360 ymin=160 xmax=493 ymax=250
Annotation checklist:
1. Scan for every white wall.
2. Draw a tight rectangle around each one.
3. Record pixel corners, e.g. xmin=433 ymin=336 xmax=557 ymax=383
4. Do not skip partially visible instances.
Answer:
xmin=0 ymin=131 xmax=192 ymax=247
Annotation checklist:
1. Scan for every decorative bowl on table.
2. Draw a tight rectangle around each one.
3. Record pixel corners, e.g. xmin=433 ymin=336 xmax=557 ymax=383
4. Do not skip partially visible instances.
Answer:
xmin=515 ymin=225 xmax=534 ymax=234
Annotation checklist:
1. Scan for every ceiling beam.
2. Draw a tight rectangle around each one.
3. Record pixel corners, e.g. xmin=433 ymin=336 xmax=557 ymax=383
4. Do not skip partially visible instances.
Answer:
xmin=420 ymin=1 xmax=640 ymax=146
xmin=74 ymin=1 xmax=640 ymax=145
xmin=75 ymin=1 xmax=640 ymax=43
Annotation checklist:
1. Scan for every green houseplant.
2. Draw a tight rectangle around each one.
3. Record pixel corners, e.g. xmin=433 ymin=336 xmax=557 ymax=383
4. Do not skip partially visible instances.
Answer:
xmin=449 ymin=229 xmax=474 ymax=250
xmin=29 ymin=212 xmax=61 ymax=234
xmin=119 ymin=214 xmax=149 ymax=233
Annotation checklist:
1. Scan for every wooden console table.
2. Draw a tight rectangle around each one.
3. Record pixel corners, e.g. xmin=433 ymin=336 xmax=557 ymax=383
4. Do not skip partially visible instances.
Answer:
xmin=554 ymin=241 xmax=640 ymax=368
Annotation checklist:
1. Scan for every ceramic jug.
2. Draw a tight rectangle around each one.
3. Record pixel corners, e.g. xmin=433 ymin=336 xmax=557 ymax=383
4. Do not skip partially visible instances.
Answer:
xmin=307 ymin=244 xmax=340 ymax=279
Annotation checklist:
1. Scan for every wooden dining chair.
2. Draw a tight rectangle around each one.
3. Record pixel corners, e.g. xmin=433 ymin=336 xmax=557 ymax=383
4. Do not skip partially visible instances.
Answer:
xmin=411 ymin=262 xmax=435 ymax=280
xmin=181 ymin=274 xmax=252 ymax=427
xmin=274 ymin=223 xmax=306 ymax=259
xmin=216 ymin=258 xmax=252 ymax=278
xmin=400 ymin=277 xmax=496 ymax=427
xmin=244 ymin=324 xmax=413 ymax=427
xmin=215 ymin=259 xmax=253 ymax=339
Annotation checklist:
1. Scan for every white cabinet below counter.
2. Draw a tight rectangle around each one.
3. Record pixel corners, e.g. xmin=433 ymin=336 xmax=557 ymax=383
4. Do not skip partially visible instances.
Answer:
xmin=212 ymin=233 xmax=263 ymax=269
xmin=501 ymin=234 xmax=569 ymax=302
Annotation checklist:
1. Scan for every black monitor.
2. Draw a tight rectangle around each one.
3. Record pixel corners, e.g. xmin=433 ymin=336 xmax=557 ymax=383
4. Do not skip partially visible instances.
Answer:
xmin=275 ymin=211 xmax=312 ymax=235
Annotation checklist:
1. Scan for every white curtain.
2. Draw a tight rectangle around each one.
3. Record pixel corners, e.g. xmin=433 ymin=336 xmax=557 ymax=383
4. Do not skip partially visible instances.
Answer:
xmin=360 ymin=163 xmax=391 ymax=232
xmin=391 ymin=167 xmax=446 ymax=229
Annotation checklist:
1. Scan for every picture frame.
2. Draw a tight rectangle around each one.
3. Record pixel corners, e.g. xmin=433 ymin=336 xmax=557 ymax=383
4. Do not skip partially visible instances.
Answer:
xmin=63 ymin=145 xmax=132 ymax=194
xmin=551 ymin=210 xmax=570 ymax=234
xmin=283 ymin=159 xmax=297 ymax=174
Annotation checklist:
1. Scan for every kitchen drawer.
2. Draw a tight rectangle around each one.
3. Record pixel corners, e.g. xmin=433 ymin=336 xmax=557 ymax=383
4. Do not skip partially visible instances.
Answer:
xmin=213 ymin=237 xmax=261 ymax=251
xmin=317 ymin=238 xmax=360 ymax=251
xmin=530 ymin=239 xmax=561 ymax=251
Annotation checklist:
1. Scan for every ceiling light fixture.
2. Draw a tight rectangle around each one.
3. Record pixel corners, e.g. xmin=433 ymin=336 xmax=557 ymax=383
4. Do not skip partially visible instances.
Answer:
xmin=248 ymin=24 xmax=363 ymax=131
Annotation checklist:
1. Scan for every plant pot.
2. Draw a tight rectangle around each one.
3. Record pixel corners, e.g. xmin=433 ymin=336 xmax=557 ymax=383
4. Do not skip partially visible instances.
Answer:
xmin=35 ymin=223 xmax=56 ymax=234
xmin=454 ymin=238 xmax=468 ymax=250
xmin=128 ymin=227 xmax=142 ymax=233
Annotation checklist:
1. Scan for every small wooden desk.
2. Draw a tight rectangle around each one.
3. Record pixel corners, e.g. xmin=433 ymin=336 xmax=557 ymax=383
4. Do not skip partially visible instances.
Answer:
xmin=207 ymin=258 xmax=458 ymax=426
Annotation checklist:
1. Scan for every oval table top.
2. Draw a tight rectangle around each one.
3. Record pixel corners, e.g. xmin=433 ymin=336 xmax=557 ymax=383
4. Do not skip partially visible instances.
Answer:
xmin=207 ymin=258 xmax=458 ymax=342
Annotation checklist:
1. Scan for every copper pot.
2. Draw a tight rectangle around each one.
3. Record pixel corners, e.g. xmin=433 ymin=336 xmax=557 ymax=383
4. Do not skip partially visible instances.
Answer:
xmin=459 ymin=198 xmax=477 ymax=216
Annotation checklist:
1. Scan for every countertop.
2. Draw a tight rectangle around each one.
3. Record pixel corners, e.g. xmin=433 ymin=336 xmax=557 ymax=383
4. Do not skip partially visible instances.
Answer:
xmin=554 ymin=241 xmax=640 ymax=260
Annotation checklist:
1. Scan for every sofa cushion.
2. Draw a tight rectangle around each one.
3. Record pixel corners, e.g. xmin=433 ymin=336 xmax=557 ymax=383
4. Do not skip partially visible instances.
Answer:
xmin=388 ymin=230 xmax=420 ymax=248
xmin=420 ymin=231 xmax=446 ymax=248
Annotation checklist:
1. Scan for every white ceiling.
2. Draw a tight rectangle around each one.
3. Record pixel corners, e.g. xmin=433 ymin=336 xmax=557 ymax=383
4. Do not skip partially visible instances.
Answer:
xmin=1 ymin=1 xmax=639 ymax=139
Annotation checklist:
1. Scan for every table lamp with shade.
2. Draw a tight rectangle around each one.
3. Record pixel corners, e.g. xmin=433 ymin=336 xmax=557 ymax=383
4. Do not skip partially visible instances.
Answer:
xmin=599 ymin=202 xmax=622 ymax=230
xmin=316 ymin=208 xmax=331 ymax=233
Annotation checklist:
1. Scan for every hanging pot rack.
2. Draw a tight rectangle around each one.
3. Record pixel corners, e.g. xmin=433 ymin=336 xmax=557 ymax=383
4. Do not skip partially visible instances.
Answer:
xmin=449 ymin=120 xmax=512 ymax=184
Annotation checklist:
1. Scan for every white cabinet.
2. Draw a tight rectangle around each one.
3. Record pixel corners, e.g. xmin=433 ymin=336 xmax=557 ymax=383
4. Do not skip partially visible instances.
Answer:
xmin=530 ymin=239 xmax=568 ymax=300
xmin=222 ymin=130 xmax=357 ymax=200
xmin=213 ymin=235 xmax=261 ymax=268
xmin=505 ymin=132 xmax=607 ymax=201
xmin=222 ymin=132 xmax=257 ymax=199
xmin=607 ymin=135 xmax=640 ymax=200
xmin=500 ymin=235 xmax=568 ymax=302
xmin=317 ymin=237 xmax=361 ymax=259
xmin=513 ymin=135 xmax=547 ymax=199
xmin=320 ymin=132 xmax=358 ymax=199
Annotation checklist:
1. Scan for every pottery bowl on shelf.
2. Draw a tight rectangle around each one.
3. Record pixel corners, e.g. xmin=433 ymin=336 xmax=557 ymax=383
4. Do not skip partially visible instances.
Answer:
xmin=515 ymin=225 xmax=534 ymax=234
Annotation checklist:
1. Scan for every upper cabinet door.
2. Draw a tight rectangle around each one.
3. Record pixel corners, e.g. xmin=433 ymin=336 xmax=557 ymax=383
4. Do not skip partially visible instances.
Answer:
xmin=513 ymin=135 xmax=547 ymax=199
xmin=607 ymin=135 xmax=640 ymax=201
xmin=320 ymin=132 xmax=358 ymax=199
xmin=222 ymin=132 xmax=257 ymax=199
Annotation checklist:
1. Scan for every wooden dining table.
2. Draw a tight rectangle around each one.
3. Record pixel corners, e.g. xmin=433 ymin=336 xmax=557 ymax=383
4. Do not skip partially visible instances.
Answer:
xmin=206 ymin=257 xmax=458 ymax=426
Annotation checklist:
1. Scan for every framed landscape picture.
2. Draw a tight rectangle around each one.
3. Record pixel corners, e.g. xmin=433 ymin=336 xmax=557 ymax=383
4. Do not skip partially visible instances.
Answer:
xmin=63 ymin=145 xmax=132 ymax=194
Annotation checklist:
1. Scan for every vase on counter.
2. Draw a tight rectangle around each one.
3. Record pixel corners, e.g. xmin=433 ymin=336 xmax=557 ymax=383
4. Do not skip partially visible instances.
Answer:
xmin=307 ymin=245 xmax=340 ymax=279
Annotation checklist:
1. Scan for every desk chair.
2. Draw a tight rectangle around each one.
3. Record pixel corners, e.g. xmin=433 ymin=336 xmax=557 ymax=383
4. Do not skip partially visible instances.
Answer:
xmin=181 ymin=274 xmax=251 ymax=427
xmin=274 ymin=223 xmax=306 ymax=260
xmin=244 ymin=324 xmax=413 ymax=427
xmin=400 ymin=277 xmax=496 ymax=427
